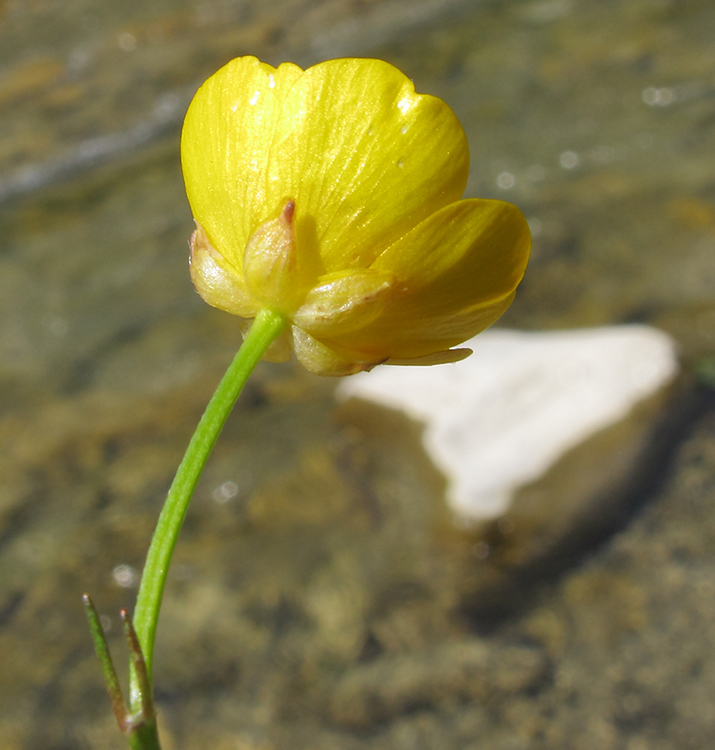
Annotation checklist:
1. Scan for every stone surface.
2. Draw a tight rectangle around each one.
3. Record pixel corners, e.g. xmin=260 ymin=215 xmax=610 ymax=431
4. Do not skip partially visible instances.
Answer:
xmin=338 ymin=325 xmax=678 ymax=519
xmin=508 ymin=398 xmax=715 ymax=750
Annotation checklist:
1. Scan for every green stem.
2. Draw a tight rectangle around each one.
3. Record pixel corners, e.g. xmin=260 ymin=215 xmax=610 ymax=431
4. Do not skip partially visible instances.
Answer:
xmin=129 ymin=308 xmax=287 ymax=712
xmin=128 ymin=724 xmax=162 ymax=750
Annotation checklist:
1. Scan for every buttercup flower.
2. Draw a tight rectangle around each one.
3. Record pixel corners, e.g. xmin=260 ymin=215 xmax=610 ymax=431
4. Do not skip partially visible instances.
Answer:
xmin=181 ymin=56 xmax=530 ymax=375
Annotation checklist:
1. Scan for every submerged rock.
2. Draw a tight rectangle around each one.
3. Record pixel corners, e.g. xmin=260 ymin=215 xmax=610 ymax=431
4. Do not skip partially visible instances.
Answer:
xmin=338 ymin=326 xmax=678 ymax=520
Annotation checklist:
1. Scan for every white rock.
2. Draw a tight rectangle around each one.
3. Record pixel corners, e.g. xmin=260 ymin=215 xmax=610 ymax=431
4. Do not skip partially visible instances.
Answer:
xmin=336 ymin=326 xmax=678 ymax=522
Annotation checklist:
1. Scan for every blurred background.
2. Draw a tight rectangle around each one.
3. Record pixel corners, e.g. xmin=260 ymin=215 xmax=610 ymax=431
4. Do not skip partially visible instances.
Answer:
xmin=1 ymin=0 xmax=715 ymax=748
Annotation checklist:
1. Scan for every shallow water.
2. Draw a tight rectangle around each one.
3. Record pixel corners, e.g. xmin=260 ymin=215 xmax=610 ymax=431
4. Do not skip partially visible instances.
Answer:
xmin=1 ymin=1 xmax=714 ymax=748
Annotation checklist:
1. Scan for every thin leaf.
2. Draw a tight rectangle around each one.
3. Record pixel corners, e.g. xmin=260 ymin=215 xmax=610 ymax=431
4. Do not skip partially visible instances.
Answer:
xmin=83 ymin=594 xmax=127 ymax=731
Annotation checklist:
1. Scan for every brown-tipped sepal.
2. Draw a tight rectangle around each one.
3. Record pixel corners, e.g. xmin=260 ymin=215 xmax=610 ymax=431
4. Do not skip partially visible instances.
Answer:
xmin=243 ymin=199 xmax=305 ymax=314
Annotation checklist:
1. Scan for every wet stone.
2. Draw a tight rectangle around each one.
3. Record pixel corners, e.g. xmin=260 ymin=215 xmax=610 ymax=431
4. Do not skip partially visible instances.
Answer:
xmin=330 ymin=639 xmax=549 ymax=729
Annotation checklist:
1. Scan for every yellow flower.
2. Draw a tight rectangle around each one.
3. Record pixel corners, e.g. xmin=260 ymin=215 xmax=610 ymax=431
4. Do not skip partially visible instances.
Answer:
xmin=181 ymin=56 xmax=530 ymax=376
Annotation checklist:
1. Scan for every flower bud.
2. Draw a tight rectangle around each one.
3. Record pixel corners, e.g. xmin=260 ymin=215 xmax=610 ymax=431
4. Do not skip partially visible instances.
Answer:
xmin=182 ymin=57 xmax=531 ymax=376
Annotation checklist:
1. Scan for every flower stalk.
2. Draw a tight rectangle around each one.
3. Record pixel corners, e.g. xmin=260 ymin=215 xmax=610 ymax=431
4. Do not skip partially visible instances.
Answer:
xmin=130 ymin=308 xmax=287 ymax=705
xmin=85 ymin=308 xmax=287 ymax=750
xmin=86 ymin=53 xmax=531 ymax=749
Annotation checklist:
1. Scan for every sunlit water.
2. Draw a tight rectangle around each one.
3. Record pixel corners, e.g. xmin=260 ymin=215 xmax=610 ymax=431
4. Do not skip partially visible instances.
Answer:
xmin=1 ymin=1 xmax=714 ymax=748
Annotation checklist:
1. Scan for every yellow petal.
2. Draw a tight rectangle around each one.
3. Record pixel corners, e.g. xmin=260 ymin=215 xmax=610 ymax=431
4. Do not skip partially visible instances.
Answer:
xmin=189 ymin=223 xmax=259 ymax=318
xmin=292 ymin=268 xmax=396 ymax=337
xmin=324 ymin=199 xmax=531 ymax=359
xmin=182 ymin=57 xmax=469 ymax=278
xmin=271 ymin=58 xmax=470 ymax=270
xmin=181 ymin=57 xmax=303 ymax=270
xmin=386 ymin=348 xmax=472 ymax=366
